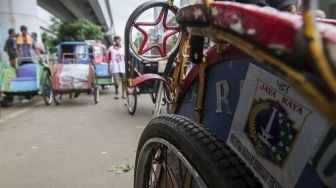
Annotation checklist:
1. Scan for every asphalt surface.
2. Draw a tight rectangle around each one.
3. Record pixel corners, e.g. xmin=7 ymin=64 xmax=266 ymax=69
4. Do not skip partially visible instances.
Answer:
xmin=0 ymin=89 xmax=156 ymax=188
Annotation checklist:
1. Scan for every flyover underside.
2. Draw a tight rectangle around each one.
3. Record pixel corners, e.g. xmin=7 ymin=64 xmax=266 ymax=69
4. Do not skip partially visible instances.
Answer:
xmin=38 ymin=0 xmax=114 ymax=43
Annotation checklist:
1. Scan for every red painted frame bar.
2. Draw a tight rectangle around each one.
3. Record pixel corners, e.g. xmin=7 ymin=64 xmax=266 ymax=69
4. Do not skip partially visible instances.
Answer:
xmin=129 ymin=73 xmax=173 ymax=92
xmin=134 ymin=7 xmax=180 ymax=57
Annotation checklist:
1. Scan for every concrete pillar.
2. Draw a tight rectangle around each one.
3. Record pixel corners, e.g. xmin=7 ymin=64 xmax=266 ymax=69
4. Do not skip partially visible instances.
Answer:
xmin=0 ymin=0 xmax=41 ymax=62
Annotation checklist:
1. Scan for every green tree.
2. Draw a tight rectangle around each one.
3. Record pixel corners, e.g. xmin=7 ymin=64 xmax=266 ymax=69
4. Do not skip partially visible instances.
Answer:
xmin=41 ymin=32 xmax=57 ymax=53
xmin=133 ymin=32 xmax=144 ymax=49
xmin=49 ymin=17 xmax=62 ymax=34
xmin=41 ymin=17 xmax=61 ymax=54
xmin=57 ymin=19 xmax=104 ymax=42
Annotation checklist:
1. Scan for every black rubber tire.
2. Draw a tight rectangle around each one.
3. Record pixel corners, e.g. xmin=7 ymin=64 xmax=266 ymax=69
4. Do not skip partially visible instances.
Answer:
xmin=53 ymin=93 xmax=62 ymax=105
xmin=135 ymin=115 xmax=261 ymax=188
xmin=102 ymin=85 xmax=108 ymax=90
xmin=126 ymin=87 xmax=137 ymax=115
xmin=42 ymin=72 xmax=53 ymax=106
xmin=1 ymin=95 xmax=13 ymax=107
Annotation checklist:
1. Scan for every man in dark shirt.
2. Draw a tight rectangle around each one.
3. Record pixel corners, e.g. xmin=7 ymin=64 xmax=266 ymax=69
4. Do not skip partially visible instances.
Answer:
xmin=3 ymin=28 xmax=18 ymax=68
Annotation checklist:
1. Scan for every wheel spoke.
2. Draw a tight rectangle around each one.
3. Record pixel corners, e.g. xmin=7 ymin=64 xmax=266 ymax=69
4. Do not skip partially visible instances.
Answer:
xmin=183 ymin=171 xmax=193 ymax=188
xmin=136 ymin=114 xmax=222 ymax=188
xmin=165 ymin=148 xmax=168 ymax=188
xmin=150 ymin=146 xmax=163 ymax=188
xmin=178 ymin=159 xmax=184 ymax=187
xmin=164 ymin=161 xmax=180 ymax=188
xmin=143 ymin=143 xmax=200 ymax=188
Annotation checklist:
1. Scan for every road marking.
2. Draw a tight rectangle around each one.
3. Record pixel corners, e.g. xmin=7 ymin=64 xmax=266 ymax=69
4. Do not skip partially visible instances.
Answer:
xmin=0 ymin=100 xmax=44 ymax=124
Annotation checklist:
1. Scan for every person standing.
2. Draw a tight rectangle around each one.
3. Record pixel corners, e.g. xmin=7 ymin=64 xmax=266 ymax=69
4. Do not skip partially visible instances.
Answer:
xmin=107 ymin=35 xmax=126 ymax=99
xmin=3 ymin=28 xmax=18 ymax=68
xmin=31 ymin=32 xmax=45 ymax=59
xmin=16 ymin=25 xmax=36 ymax=65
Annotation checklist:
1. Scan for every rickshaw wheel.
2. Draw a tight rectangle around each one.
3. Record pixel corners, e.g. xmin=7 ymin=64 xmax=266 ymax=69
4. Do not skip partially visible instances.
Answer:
xmin=102 ymin=85 xmax=109 ymax=90
xmin=43 ymin=73 xmax=53 ymax=106
xmin=150 ymin=92 xmax=156 ymax=103
xmin=135 ymin=115 xmax=261 ymax=188
xmin=125 ymin=0 xmax=181 ymax=63
xmin=126 ymin=87 xmax=137 ymax=115
xmin=53 ymin=93 xmax=62 ymax=105
xmin=1 ymin=95 xmax=14 ymax=107
xmin=94 ymin=86 xmax=99 ymax=104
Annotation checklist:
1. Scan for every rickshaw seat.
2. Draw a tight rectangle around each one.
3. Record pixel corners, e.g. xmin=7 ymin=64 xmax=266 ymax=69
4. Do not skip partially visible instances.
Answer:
xmin=17 ymin=63 xmax=37 ymax=78
xmin=95 ymin=63 xmax=110 ymax=77
xmin=11 ymin=77 xmax=36 ymax=82
xmin=177 ymin=2 xmax=336 ymax=55
xmin=1 ymin=63 xmax=39 ymax=92
xmin=176 ymin=3 xmax=209 ymax=26
xmin=4 ymin=80 xmax=38 ymax=91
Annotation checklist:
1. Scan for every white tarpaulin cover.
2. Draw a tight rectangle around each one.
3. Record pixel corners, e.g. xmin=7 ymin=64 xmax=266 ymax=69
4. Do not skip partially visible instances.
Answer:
xmin=58 ymin=64 xmax=91 ymax=89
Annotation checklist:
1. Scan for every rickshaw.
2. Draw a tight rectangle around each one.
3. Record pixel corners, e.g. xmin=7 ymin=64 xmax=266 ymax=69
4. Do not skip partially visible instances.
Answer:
xmin=90 ymin=42 xmax=113 ymax=89
xmin=44 ymin=41 xmax=99 ymax=105
xmin=0 ymin=57 xmax=52 ymax=107
xmin=124 ymin=4 xmax=181 ymax=115
xmin=125 ymin=51 xmax=173 ymax=115
xmin=126 ymin=0 xmax=336 ymax=187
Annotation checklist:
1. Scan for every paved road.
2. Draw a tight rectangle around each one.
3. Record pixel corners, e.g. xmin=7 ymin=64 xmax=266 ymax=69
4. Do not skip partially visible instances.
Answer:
xmin=0 ymin=89 xmax=156 ymax=188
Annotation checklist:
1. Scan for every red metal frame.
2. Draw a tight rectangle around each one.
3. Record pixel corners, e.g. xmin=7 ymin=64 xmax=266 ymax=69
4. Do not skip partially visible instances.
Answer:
xmin=210 ymin=2 xmax=336 ymax=54
xmin=134 ymin=7 xmax=180 ymax=57
xmin=317 ymin=18 xmax=336 ymax=26
xmin=129 ymin=73 xmax=173 ymax=92
xmin=211 ymin=2 xmax=301 ymax=53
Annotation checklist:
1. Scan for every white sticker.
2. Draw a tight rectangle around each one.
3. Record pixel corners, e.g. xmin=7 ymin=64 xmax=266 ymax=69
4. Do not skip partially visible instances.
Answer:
xmin=227 ymin=64 xmax=330 ymax=188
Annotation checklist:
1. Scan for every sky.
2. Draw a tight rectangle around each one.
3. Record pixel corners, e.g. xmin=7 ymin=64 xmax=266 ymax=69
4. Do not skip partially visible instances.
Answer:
xmin=110 ymin=0 xmax=149 ymax=36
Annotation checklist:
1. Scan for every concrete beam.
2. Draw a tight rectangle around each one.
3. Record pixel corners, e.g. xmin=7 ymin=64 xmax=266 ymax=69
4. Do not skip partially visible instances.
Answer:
xmin=37 ymin=0 xmax=75 ymax=21
xmin=88 ymin=0 xmax=108 ymax=30
xmin=38 ymin=0 xmax=114 ymax=43
xmin=59 ymin=0 xmax=90 ymax=21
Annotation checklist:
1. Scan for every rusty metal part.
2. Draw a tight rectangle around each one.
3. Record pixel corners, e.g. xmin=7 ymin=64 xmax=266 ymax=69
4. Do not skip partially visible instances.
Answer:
xmin=217 ymin=42 xmax=230 ymax=54
xmin=172 ymin=27 xmax=190 ymax=104
xmin=302 ymin=1 xmax=336 ymax=97
xmin=195 ymin=55 xmax=207 ymax=124
xmin=183 ymin=171 xmax=193 ymax=188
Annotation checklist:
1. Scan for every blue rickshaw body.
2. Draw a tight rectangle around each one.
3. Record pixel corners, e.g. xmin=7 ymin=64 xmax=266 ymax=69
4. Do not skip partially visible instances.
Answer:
xmin=0 ymin=62 xmax=44 ymax=94
xmin=177 ymin=57 xmax=335 ymax=188
xmin=57 ymin=41 xmax=91 ymax=64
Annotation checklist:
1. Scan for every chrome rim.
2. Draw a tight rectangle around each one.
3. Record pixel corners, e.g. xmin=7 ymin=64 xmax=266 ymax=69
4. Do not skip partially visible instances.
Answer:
xmin=136 ymin=137 xmax=207 ymax=188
